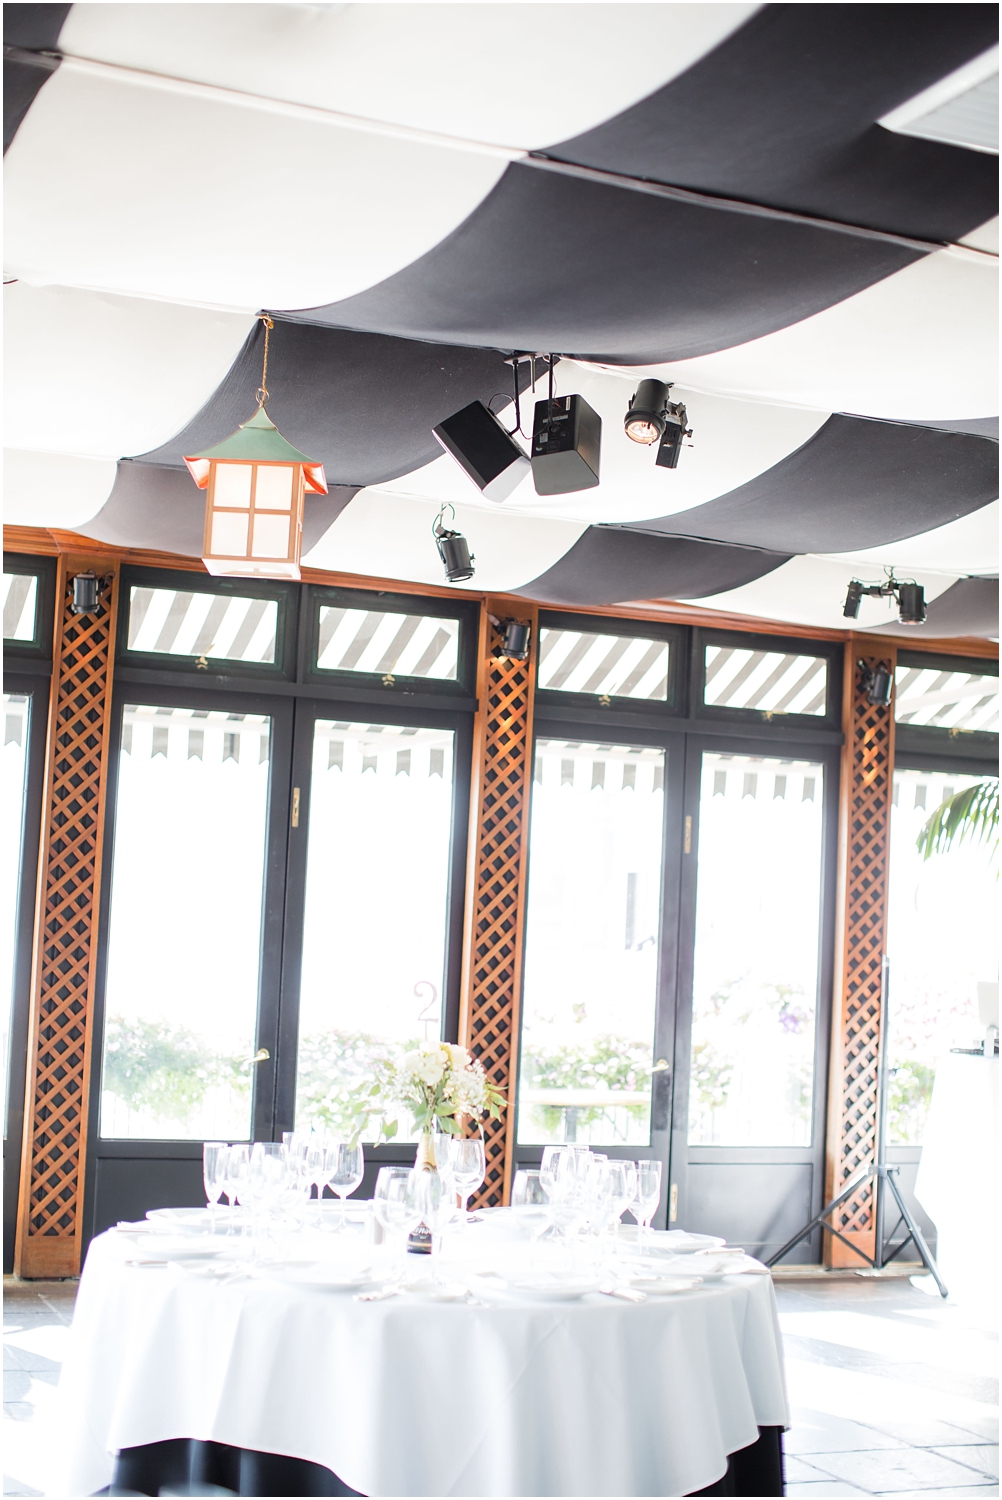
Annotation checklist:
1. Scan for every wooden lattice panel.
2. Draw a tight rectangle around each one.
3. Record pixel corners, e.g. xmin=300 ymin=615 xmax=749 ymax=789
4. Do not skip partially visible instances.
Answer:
xmin=825 ymin=648 xmax=896 ymax=1267
xmin=16 ymin=557 xmax=120 ymax=1277
xmin=460 ymin=606 xmax=538 ymax=1208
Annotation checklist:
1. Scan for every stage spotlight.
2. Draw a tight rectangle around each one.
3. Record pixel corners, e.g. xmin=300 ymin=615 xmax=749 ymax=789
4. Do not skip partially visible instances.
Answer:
xmin=862 ymin=664 xmax=893 ymax=706
xmin=843 ymin=581 xmax=864 ymax=619
xmin=531 ymin=393 xmax=601 ymax=494
xmin=432 ymin=400 xmax=530 ymax=503
xmin=897 ymin=583 xmax=927 ymax=624
xmin=71 ymin=572 xmax=101 ymax=615
xmin=624 ymin=379 xmax=670 ymax=444
xmin=655 ymin=400 xmax=692 ymax=470
xmin=433 ymin=505 xmax=474 ymax=583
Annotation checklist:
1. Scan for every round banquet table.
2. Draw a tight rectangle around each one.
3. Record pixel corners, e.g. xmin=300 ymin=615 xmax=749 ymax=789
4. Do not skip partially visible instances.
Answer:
xmin=52 ymin=1218 xmax=789 ymax=1498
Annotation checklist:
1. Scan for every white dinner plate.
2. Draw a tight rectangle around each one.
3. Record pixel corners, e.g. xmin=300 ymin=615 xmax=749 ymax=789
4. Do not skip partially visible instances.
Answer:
xmin=622 ymin=1273 xmax=704 ymax=1295
xmin=615 ymin=1227 xmax=725 ymax=1255
xmin=269 ymin=1265 xmax=382 ymax=1292
xmin=659 ymin=1252 xmax=765 ymax=1279
xmin=504 ymin=1277 xmax=601 ymax=1302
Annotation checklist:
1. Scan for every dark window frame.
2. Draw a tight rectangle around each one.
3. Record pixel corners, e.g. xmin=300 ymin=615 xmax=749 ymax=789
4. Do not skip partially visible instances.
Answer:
xmin=116 ymin=564 xmax=300 ymax=682
xmin=301 ymin=583 xmax=479 ymax=702
xmin=3 ymin=552 xmax=56 ymax=662
xmin=534 ymin=610 xmax=687 ymax=722
xmin=894 ymin=650 xmax=998 ymax=765
xmin=693 ymin=627 xmax=842 ymax=733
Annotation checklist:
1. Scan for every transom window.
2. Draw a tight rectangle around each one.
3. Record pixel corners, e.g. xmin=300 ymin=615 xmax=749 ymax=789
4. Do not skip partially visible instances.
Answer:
xmin=538 ymin=626 xmax=671 ymax=702
xmin=895 ymin=663 xmax=998 ymax=733
xmin=3 ymin=573 xmax=37 ymax=642
xmin=704 ymin=645 xmax=827 ymax=717
xmin=127 ymin=585 xmax=279 ymax=665
xmin=316 ymin=606 xmax=459 ymax=681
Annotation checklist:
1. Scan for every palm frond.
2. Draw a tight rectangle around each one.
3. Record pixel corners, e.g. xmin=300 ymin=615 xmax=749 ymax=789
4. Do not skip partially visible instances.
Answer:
xmin=915 ymin=779 xmax=999 ymax=862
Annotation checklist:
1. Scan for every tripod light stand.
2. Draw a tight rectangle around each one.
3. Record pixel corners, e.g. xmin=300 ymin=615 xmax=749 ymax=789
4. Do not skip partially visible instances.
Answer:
xmin=767 ymin=957 xmax=948 ymax=1298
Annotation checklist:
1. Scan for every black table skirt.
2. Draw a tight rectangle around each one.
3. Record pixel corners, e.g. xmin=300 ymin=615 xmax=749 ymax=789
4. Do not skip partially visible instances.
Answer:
xmin=99 ymin=1427 xmax=784 ymax=1497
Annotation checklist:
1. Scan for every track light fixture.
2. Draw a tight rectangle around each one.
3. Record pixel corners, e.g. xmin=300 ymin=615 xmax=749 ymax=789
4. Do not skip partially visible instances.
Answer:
xmin=861 ymin=662 xmax=894 ymax=707
xmin=433 ymin=504 xmax=475 ymax=583
xmin=624 ymin=379 xmax=692 ymax=467
xmin=490 ymin=617 xmax=531 ymax=661
xmin=843 ymin=572 xmax=926 ymax=626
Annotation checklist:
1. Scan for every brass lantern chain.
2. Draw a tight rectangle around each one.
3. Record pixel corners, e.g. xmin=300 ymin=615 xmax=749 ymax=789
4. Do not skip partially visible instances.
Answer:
xmin=256 ymin=314 xmax=275 ymax=408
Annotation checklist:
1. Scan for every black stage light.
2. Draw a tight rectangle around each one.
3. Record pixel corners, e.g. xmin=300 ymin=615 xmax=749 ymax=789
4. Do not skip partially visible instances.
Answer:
xmin=624 ymin=379 xmax=670 ymax=445
xmin=433 ymin=505 xmax=475 ymax=583
xmin=531 ymin=393 xmax=601 ymax=495
xmin=655 ymin=401 xmax=692 ymax=470
xmin=897 ymin=582 xmax=927 ymax=624
xmin=432 ymin=400 xmax=530 ymax=503
xmin=71 ymin=572 xmax=100 ymax=614
xmin=863 ymin=664 xmax=893 ymax=706
xmin=843 ymin=581 xmax=864 ymax=619
xmin=494 ymin=620 xmax=531 ymax=661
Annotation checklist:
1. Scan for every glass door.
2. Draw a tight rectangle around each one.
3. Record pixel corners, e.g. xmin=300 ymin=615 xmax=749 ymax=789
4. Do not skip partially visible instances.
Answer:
xmin=276 ymin=701 xmax=471 ymax=1192
xmin=672 ymin=738 xmax=838 ymax=1258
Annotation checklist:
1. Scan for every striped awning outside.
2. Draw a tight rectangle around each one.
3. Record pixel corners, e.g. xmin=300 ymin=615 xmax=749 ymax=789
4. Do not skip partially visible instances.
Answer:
xmin=704 ymin=646 xmax=827 ymax=716
xmin=128 ymin=587 xmax=278 ymax=664
xmin=895 ymin=665 xmax=998 ymax=732
xmin=313 ymin=719 xmax=455 ymax=779
xmin=121 ymin=703 xmax=271 ymax=763
xmin=538 ymin=627 xmax=669 ymax=700
xmin=2 ymin=572 xmax=37 ymax=642
xmin=317 ymin=607 xmax=458 ymax=680
xmin=702 ymin=751 xmax=823 ymax=804
xmin=4 ymin=691 xmax=29 ymax=747
xmin=535 ymin=737 xmax=665 ymax=795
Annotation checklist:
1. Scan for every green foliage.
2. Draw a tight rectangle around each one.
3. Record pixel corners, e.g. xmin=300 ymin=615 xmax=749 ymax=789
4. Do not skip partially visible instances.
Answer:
xmin=887 ymin=1058 xmax=935 ymax=1144
xmin=916 ymin=779 xmax=998 ymax=863
xmin=103 ymin=1014 xmax=248 ymax=1124
xmin=295 ymin=1028 xmax=402 ymax=1145
xmin=521 ymin=1033 xmax=652 ymax=1134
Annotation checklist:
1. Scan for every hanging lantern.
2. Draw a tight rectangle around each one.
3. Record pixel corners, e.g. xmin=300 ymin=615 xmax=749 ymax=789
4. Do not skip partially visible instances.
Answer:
xmin=184 ymin=318 xmax=327 ymax=580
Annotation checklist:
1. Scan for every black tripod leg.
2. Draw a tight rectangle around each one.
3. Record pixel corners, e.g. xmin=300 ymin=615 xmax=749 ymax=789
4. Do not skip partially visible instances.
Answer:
xmin=885 ymin=1173 xmax=949 ymax=1299
xmin=767 ymin=1169 xmax=875 ymax=1268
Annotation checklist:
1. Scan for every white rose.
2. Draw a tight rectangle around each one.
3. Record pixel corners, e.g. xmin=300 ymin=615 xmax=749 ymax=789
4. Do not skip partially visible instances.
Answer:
xmin=445 ymin=1044 xmax=470 ymax=1069
xmin=415 ymin=1053 xmax=447 ymax=1087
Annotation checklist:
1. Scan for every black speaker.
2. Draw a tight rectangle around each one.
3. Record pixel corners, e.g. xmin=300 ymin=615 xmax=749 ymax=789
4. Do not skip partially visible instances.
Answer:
xmin=530 ymin=394 xmax=601 ymax=495
xmin=433 ymin=400 xmax=530 ymax=502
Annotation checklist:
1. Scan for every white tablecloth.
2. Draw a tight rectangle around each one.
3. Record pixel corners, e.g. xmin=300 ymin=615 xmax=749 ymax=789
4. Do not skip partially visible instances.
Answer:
xmin=53 ymin=1225 xmax=788 ymax=1498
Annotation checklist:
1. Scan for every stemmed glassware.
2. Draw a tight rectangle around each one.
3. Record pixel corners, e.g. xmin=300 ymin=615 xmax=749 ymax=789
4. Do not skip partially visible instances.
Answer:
xmin=440 ymin=1136 xmax=486 ymax=1222
xmin=225 ymin=1145 xmax=250 ymax=1234
xmin=373 ymin=1166 xmax=417 ymax=1265
xmin=510 ymin=1169 xmax=551 ymax=1267
xmin=202 ymin=1142 xmax=227 ymax=1231
xmin=305 ymin=1136 xmax=328 ymax=1226
xmin=324 ymin=1143 xmax=364 ymax=1230
xmin=632 ymin=1159 xmax=663 ymax=1251
xmin=405 ymin=1167 xmax=454 ymax=1280
xmin=604 ymin=1159 xmax=638 ymax=1236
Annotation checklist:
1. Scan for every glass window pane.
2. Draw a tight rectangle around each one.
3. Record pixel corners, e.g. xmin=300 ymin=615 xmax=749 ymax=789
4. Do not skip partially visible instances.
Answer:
xmin=3 ymin=692 xmax=30 ymax=1130
xmin=688 ymin=752 xmax=823 ymax=1146
xmin=100 ymin=705 xmax=271 ymax=1139
xmin=213 ymin=464 xmax=252 ymax=507
xmin=295 ymin=721 xmax=455 ymax=1139
xmin=704 ymin=646 xmax=827 ymax=716
xmin=886 ymin=769 xmax=997 ymax=1144
xmin=251 ymin=513 xmax=291 ymax=558
xmin=538 ymin=627 xmax=669 ymax=701
xmin=518 ymin=738 xmax=665 ymax=1146
xmin=3 ymin=573 xmax=37 ymax=642
xmin=316 ymin=608 xmax=459 ymax=681
xmin=127 ymin=587 xmax=277 ymax=665
xmin=210 ymin=511 xmax=250 ymax=557
xmin=254 ymin=465 xmax=294 ymax=509
xmin=895 ymin=665 xmax=999 ymax=733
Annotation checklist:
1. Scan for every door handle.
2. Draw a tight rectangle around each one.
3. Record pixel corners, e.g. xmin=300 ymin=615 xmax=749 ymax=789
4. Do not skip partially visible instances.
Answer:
xmin=652 ymin=1058 xmax=670 ymax=1073
xmin=248 ymin=1048 xmax=270 ymax=1065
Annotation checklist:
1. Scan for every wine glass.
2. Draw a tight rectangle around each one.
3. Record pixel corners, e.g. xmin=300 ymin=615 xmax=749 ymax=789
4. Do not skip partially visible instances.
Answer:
xmin=405 ymin=1168 xmax=454 ymax=1280
xmin=202 ymin=1142 xmax=227 ymax=1231
xmin=538 ymin=1145 xmax=567 ymax=1197
xmin=226 ymin=1145 xmax=251 ymax=1235
xmin=324 ymin=1143 xmax=364 ymax=1231
xmin=305 ymin=1136 xmax=327 ymax=1226
xmin=510 ymin=1169 xmax=551 ymax=1267
xmin=632 ymin=1160 xmax=663 ymax=1251
xmin=606 ymin=1159 xmax=638 ymax=1244
xmin=373 ymin=1168 xmax=421 ymax=1278
xmin=444 ymin=1137 xmax=486 ymax=1222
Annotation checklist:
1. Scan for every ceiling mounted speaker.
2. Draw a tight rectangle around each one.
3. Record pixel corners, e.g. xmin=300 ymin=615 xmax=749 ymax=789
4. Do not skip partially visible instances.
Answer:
xmin=432 ymin=400 xmax=530 ymax=503
xmin=530 ymin=394 xmax=602 ymax=495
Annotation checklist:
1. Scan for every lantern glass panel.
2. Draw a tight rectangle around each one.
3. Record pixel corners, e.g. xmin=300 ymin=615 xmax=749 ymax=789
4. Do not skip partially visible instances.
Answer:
xmin=251 ymin=513 xmax=291 ymax=559
xmin=254 ymin=464 xmax=294 ymax=509
xmin=210 ymin=511 xmax=249 ymax=556
xmin=213 ymin=463 xmax=253 ymax=508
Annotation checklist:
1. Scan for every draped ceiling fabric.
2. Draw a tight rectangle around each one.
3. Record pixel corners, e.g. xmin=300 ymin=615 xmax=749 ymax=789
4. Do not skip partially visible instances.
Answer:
xmin=4 ymin=2 xmax=998 ymax=635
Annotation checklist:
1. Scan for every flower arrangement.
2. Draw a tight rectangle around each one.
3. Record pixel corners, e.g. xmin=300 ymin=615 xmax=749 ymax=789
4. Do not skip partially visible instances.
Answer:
xmin=391 ymin=1041 xmax=505 ymax=1140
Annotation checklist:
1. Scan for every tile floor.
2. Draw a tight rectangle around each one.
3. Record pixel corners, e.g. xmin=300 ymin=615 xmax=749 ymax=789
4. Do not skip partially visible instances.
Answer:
xmin=3 ymin=1272 xmax=999 ymax=1497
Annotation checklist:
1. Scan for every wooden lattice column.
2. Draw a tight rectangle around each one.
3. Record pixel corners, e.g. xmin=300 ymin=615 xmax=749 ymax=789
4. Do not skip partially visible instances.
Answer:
xmin=460 ymin=601 xmax=538 ymax=1208
xmin=15 ymin=553 xmax=120 ymax=1278
xmin=824 ymin=642 xmax=897 ymax=1267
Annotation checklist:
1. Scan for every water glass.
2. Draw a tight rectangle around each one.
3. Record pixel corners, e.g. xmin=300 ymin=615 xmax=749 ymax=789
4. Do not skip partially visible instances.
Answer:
xmin=632 ymin=1159 xmax=663 ymax=1249
xmin=324 ymin=1143 xmax=364 ymax=1230
xmin=306 ymin=1136 xmax=327 ymax=1225
xmin=226 ymin=1145 xmax=251 ymax=1232
xmin=442 ymin=1136 xmax=486 ymax=1220
xmin=202 ymin=1142 xmax=227 ymax=1229
xmin=405 ymin=1168 xmax=454 ymax=1276
xmin=373 ymin=1167 xmax=415 ymax=1243
xmin=510 ymin=1169 xmax=551 ymax=1265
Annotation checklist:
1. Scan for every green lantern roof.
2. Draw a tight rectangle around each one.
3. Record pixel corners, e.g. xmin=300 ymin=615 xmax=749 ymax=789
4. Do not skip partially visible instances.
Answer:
xmin=184 ymin=405 xmax=328 ymax=493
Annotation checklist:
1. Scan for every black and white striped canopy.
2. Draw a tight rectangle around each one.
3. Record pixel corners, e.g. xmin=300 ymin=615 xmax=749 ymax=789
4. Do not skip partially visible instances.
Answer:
xmin=4 ymin=3 xmax=998 ymax=636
